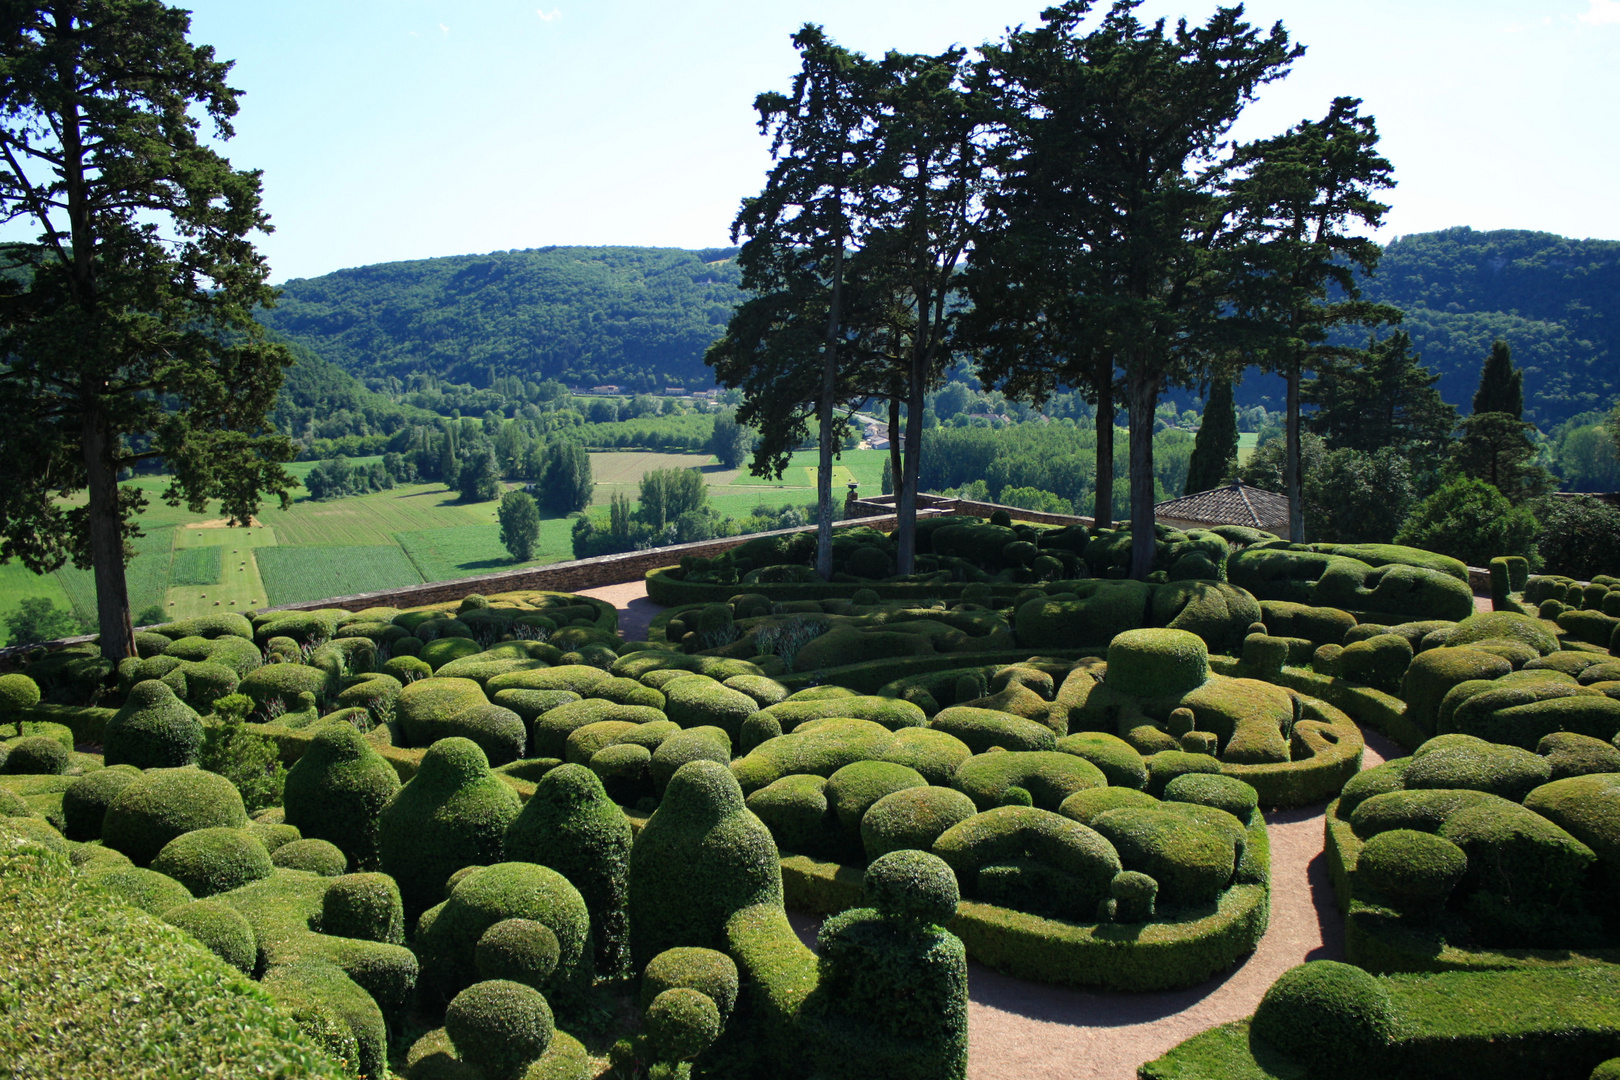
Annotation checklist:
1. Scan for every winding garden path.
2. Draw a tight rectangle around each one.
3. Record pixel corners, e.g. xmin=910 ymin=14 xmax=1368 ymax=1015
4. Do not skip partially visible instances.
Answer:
xmin=576 ymin=580 xmax=1405 ymax=1080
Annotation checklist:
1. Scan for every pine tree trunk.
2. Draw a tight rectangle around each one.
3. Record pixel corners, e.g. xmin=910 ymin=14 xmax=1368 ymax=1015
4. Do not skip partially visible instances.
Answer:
xmin=816 ymin=242 xmax=843 ymax=581
xmin=896 ymin=346 xmax=927 ymax=577
xmin=83 ymin=402 xmax=134 ymax=663
xmin=1286 ymin=356 xmax=1304 ymax=542
xmin=1126 ymin=367 xmax=1159 ymax=580
xmin=1094 ymin=369 xmax=1115 ymax=528
xmin=887 ymin=394 xmax=904 ymax=504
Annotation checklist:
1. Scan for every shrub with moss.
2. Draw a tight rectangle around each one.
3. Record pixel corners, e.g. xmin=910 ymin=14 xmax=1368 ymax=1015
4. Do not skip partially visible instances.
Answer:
xmin=1144 ymin=750 xmax=1223 ymax=797
xmin=416 ymin=861 xmax=593 ymax=1006
xmin=1163 ymin=773 xmax=1259 ymax=820
xmin=85 ymin=863 xmax=195 ymax=915
xmin=628 ymin=759 xmax=783 ymax=968
xmin=1403 ymin=733 xmax=1551 ymax=802
xmin=1015 ymin=580 xmax=1153 ymax=649
xmin=0 ymin=734 xmax=71 ymax=775
xmin=746 ymin=773 xmax=837 ymax=858
xmin=445 ymin=979 xmax=554 ymax=1080
xmin=271 ymin=838 xmax=349 ymax=876
xmin=0 ymin=671 xmax=42 ymax=710
xmin=282 ymin=722 xmax=401 ymax=871
xmin=149 ymin=826 xmax=275 ymax=897
xmin=933 ymin=806 xmax=1121 ymax=921
xmin=757 ymin=695 xmax=928 ymax=735
xmin=1524 ymin=772 xmax=1620 ymax=880
xmin=504 ymin=763 xmax=632 ymax=978
xmin=1439 ymin=800 xmax=1596 ymax=911
xmin=164 ymin=898 xmax=258 ymax=973
xmin=102 ymin=766 xmax=249 ymax=866
xmin=1349 ymin=788 xmax=1503 ymax=839
xmin=728 ymin=718 xmax=894 ymax=794
xmin=59 ymin=764 xmax=142 ymax=841
xmin=238 ymin=663 xmax=333 ymax=712
xmin=879 ymin=726 xmax=973 ymax=786
xmin=1249 ymin=961 xmax=1397 ymax=1078
xmin=650 ymin=726 xmax=733 ymax=796
xmin=1088 ymin=805 xmax=1240 ymax=907
xmin=532 ymin=699 xmax=667 ymax=760
xmin=661 ymin=674 xmax=767 ymax=744
xmin=825 ymin=759 xmax=929 ymax=833
xmin=954 ymin=750 xmax=1107 ymax=812
xmin=928 ymin=706 xmax=1057 ymax=754
xmin=103 ymin=680 xmax=205 ymax=770
xmin=377 ymin=737 xmax=522 ymax=920
xmin=1057 ymin=786 xmax=1161 ymax=826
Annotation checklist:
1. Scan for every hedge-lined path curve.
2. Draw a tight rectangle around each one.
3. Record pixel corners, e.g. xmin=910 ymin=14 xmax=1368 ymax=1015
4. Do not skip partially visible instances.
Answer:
xmin=579 ymin=576 xmax=1407 ymax=1078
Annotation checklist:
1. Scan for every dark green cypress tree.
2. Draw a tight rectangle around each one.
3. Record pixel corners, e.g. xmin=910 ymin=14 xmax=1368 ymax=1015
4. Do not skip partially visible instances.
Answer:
xmin=1183 ymin=377 xmax=1239 ymax=495
xmin=1472 ymin=340 xmax=1523 ymax=419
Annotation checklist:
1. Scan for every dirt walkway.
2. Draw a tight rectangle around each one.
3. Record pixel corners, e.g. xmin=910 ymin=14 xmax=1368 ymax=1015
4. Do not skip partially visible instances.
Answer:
xmin=580 ymin=578 xmax=1407 ymax=1079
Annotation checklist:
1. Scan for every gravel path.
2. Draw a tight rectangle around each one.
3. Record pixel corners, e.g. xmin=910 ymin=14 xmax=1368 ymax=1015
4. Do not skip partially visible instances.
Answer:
xmin=579 ymin=579 xmax=1406 ymax=1079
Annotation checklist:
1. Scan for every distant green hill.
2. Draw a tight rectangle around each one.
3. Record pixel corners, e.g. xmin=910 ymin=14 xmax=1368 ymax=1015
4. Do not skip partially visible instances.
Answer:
xmin=261 ymin=245 xmax=742 ymax=393
xmin=259 ymin=232 xmax=1617 ymax=428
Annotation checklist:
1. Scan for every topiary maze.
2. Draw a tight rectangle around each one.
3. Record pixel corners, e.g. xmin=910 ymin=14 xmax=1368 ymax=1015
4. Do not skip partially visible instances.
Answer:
xmin=3 ymin=536 xmax=1620 ymax=1079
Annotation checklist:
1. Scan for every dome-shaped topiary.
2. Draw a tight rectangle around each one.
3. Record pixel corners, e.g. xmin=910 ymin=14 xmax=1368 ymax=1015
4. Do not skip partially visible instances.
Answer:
xmin=150 ymin=827 xmax=274 ymax=897
xmin=60 ymin=764 xmax=142 ymax=841
xmin=1108 ymin=870 xmax=1158 ymax=923
xmin=825 ymin=760 xmax=928 ymax=831
xmin=1250 ymin=961 xmax=1398 ymax=1076
xmin=861 ymin=785 xmax=979 ymax=862
xmin=645 ymin=987 xmax=721 ymax=1063
xmin=271 ymin=837 xmax=349 ymax=876
xmin=640 ymin=947 xmax=739 ymax=1019
xmin=445 ymin=979 xmax=554 ymax=1080
xmin=864 ymin=849 xmax=960 ymax=926
xmin=628 ymin=759 xmax=783 ymax=967
xmin=1106 ymin=628 xmax=1210 ymax=699
xmin=504 ymin=763 xmax=632 ymax=978
xmin=1356 ymin=828 xmax=1467 ymax=913
xmin=84 ymin=864 xmax=193 ymax=916
xmin=103 ymin=680 xmax=205 ymax=770
xmin=282 ymin=721 xmax=401 ymax=870
xmin=378 ymin=737 xmax=521 ymax=921
xmin=475 ymin=917 xmax=560 ymax=990
xmin=101 ymin=767 xmax=249 ymax=866
xmin=321 ymin=872 xmax=405 ymax=944
xmin=0 ymin=735 xmax=71 ymax=775
xmin=0 ymin=672 xmax=41 ymax=710
xmin=1163 ymin=773 xmax=1260 ymax=820
xmin=163 ymin=898 xmax=257 ymax=973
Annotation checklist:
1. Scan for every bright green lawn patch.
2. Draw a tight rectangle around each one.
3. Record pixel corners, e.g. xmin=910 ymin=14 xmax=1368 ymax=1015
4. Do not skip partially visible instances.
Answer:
xmin=256 ymin=544 xmax=425 ymax=605
xmin=0 ymin=562 xmax=77 ymax=636
xmin=395 ymin=519 xmax=574 ymax=584
xmin=257 ymin=482 xmax=492 ymax=546
xmin=728 ymin=449 xmax=887 ymax=493
xmin=170 ymin=544 xmax=223 ymax=587
xmin=172 ymin=524 xmax=278 ymax=549
xmin=283 ymin=455 xmax=383 ymax=482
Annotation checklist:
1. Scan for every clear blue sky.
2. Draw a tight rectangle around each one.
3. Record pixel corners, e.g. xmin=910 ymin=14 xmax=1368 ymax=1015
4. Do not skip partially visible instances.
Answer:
xmin=174 ymin=0 xmax=1620 ymax=283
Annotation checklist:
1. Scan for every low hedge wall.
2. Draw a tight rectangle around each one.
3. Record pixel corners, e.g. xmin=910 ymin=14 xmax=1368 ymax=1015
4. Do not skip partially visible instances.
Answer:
xmin=1216 ymin=658 xmax=1425 ymax=751
xmin=0 ymin=703 xmax=117 ymax=746
xmin=1142 ymin=967 xmax=1620 ymax=1080
xmin=645 ymin=566 xmax=1030 ymax=609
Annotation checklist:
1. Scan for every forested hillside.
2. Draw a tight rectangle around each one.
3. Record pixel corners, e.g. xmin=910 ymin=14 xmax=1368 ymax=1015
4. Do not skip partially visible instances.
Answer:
xmin=260 ymin=245 xmax=742 ymax=392
xmin=259 ymin=231 xmax=1616 ymax=428
xmin=1355 ymin=228 xmax=1619 ymax=427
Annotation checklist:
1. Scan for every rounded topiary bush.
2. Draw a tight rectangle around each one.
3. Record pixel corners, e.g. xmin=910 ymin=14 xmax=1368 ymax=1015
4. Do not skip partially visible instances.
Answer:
xmin=282 ymin=721 xmax=402 ymax=871
xmin=322 ymin=871 xmax=406 ymax=944
xmin=953 ymin=750 xmax=1107 ymax=813
xmin=1058 ymin=786 xmax=1162 ymax=826
xmin=1250 ymin=961 xmax=1397 ymax=1077
xmin=101 ymin=766 xmax=249 ymax=866
xmin=476 ymin=917 xmax=561 ymax=990
xmin=0 ymin=735 xmax=71 ymax=775
xmin=445 ymin=979 xmax=554 ymax=1080
xmin=1356 ymin=828 xmax=1468 ymax=913
xmin=825 ymin=760 xmax=929 ymax=831
xmin=377 ymin=737 xmax=521 ymax=920
xmin=0 ymin=672 xmax=42 ymax=710
xmin=662 ymin=675 xmax=759 ymax=744
xmin=640 ymin=947 xmax=739 ymax=1019
xmin=646 ymin=987 xmax=721 ymax=1063
xmin=1108 ymin=870 xmax=1158 ymax=923
xmin=1163 ymin=773 xmax=1259 ymax=820
xmin=628 ymin=759 xmax=783 ymax=967
xmin=84 ymin=864 xmax=194 ymax=916
xmin=60 ymin=764 xmax=142 ymax=841
xmin=1055 ymin=731 xmax=1149 ymax=790
xmin=103 ymin=680 xmax=205 ymax=770
xmin=149 ymin=826 xmax=274 ymax=897
xmin=864 ymin=849 xmax=959 ymax=926
xmin=861 ymin=785 xmax=980 ymax=862
xmin=163 ymin=898 xmax=257 ymax=973
xmin=504 ymin=763 xmax=633 ymax=978
xmin=1106 ymin=628 xmax=1209 ymax=699
xmin=271 ymin=837 xmax=349 ymax=876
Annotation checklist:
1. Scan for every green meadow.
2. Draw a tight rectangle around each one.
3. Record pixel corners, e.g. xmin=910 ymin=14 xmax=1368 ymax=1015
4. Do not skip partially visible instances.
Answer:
xmin=0 ymin=448 xmax=890 ymax=633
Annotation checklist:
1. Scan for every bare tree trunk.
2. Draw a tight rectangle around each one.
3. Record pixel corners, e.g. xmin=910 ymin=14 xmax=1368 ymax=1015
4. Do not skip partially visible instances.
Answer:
xmin=83 ymin=403 xmax=134 ymax=663
xmin=888 ymin=393 xmax=904 ymax=504
xmin=816 ymin=242 xmax=844 ymax=581
xmin=1285 ymin=355 xmax=1304 ymax=542
xmin=896 ymin=345 xmax=927 ymax=577
xmin=1094 ymin=364 xmax=1115 ymax=528
xmin=1126 ymin=367 xmax=1160 ymax=581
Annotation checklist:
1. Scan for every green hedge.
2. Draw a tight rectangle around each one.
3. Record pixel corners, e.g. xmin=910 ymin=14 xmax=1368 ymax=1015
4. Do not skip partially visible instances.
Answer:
xmin=645 ymin=566 xmax=1031 ymax=609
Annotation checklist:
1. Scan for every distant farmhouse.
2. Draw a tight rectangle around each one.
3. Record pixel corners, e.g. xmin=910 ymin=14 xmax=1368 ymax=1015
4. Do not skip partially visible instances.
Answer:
xmin=1154 ymin=482 xmax=1290 ymax=537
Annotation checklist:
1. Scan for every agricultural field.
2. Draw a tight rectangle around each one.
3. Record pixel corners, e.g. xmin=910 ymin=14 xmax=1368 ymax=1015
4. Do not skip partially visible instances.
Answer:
xmin=1 ymin=448 xmax=897 ymax=637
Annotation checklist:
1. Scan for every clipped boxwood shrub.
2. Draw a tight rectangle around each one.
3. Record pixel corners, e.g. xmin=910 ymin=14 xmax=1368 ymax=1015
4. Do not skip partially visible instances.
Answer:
xmin=85 ymin=863 xmax=195 ymax=916
xmin=272 ymin=838 xmax=349 ymax=876
xmin=476 ymin=918 xmax=561 ymax=990
xmin=640 ymin=946 xmax=739 ymax=1019
xmin=1249 ymin=961 xmax=1397 ymax=1077
xmin=150 ymin=826 xmax=275 ymax=897
xmin=953 ymin=750 xmax=1106 ymax=812
xmin=0 ymin=735 xmax=70 ymax=775
xmin=628 ymin=759 xmax=783 ymax=968
xmin=504 ymin=763 xmax=633 ymax=978
xmin=1088 ymin=806 xmax=1240 ymax=907
xmin=824 ymin=760 xmax=928 ymax=832
xmin=1163 ymin=773 xmax=1259 ymax=820
xmin=1403 ymin=733 xmax=1551 ymax=802
xmin=533 ymin=699 xmax=667 ymax=760
xmin=1107 ymin=628 xmax=1209 ymax=699
xmin=646 ymin=986 xmax=721 ymax=1063
xmin=60 ymin=763 xmax=142 ymax=841
xmin=1356 ymin=828 xmax=1467 ymax=914
xmin=282 ymin=721 xmax=402 ymax=871
xmin=163 ymin=897 xmax=258 ymax=974
xmin=928 ymin=707 xmax=1056 ymax=754
xmin=102 ymin=766 xmax=249 ymax=866
xmin=932 ymin=806 xmax=1121 ymax=921
xmin=322 ymin=872 xmax=406 ymax=945
xmin=879 ymin=726 xmax=973 ymax=786
xmin=1055 ymin=731 xmax=1148 ymax=790
xmin=445 ymin=979 xmax=554 ymax=1080
xmin=377 ymin=737 xmax=522 ymax=920
xmin=0 ymin=672 xmax=42 ymax=710
xmin=103 ymin=680 xmax=205 ymax=770
xmin=757 ymin=695 xmax=928 ymax=735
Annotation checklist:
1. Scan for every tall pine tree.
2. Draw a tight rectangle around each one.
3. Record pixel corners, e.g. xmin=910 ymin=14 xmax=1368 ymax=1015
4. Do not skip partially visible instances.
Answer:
xmin=1472 ymin=340 xmax=1524 ymax=418
xmin=1184 ymin=377 xmax=1239 ymax=495
xmin=1450 ymin=339 xmax=1552 ymax=503
xmin=1304 ymin=330 xmax=1457 ymax=483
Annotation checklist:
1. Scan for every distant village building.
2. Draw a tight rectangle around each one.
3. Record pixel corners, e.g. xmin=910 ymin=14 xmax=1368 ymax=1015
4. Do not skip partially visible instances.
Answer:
xmin=590 ymin=384 xmax=620 ymax=394
xmin=1154 ymin=481 xmax=1290 ymax=537
xmin=664 ymin=387 xmax=686 ymax=395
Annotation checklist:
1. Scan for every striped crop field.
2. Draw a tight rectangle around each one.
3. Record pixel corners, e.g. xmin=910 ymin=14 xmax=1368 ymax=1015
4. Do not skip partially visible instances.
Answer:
xmin=589 ymin=451 xmax=715 ymax=498
xmin=396 ymin=519 xmax=575 ymax=585
xmin=170 ymin=545 xmax=223 ymax=587
xmin=256 ymin=482 xmax=495 ymax=546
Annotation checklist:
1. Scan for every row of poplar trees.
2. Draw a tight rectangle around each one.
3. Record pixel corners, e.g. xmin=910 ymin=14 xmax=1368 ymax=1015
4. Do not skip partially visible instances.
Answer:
xmin=706 ymin=0 xmax=1399 ymax=581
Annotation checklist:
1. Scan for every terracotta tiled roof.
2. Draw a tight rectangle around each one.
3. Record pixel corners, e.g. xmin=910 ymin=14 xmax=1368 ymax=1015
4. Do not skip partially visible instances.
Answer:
xmin=1153 ymin=482 xmax=1290 ymax=533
